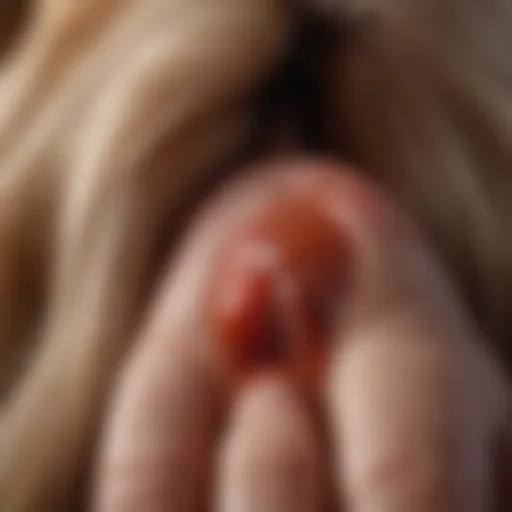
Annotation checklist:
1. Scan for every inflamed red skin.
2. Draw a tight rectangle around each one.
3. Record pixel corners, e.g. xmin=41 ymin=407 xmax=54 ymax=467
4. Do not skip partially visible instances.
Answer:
xmin=210 ymin=187 xmax=350 ymax=390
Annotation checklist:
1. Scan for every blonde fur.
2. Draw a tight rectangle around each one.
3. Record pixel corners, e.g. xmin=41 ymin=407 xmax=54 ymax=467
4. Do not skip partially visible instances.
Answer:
xmin=0 ymin=1 xmax=290 ymax=509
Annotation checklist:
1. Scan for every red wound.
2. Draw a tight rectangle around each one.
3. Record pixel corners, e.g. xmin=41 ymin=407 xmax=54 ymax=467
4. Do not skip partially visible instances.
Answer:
xmin=210 ymin=192 xmax=347 ymax=384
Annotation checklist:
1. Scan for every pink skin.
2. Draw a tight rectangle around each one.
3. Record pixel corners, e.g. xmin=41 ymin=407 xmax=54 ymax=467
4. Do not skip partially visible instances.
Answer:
xmin=92 ymin=156 xmax=512 ymax=511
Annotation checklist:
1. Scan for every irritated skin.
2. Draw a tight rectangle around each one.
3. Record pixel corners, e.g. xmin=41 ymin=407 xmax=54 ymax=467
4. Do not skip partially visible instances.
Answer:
xmin=211 ymin=191 xmax=347 ymax=387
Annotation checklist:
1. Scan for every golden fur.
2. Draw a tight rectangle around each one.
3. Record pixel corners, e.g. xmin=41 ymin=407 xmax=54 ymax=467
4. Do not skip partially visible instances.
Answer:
xmin=0 ymin=1 xmax=290 ymax=509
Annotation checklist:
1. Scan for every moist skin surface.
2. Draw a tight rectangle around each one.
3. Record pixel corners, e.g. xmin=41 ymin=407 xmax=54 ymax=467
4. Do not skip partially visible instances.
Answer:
xmin=210 ymin=190 xmax=349 ymax=389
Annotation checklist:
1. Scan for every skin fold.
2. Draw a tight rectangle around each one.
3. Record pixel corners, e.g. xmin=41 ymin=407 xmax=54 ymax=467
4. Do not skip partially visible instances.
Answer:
xmin=0 ymin=0 xmax=511 ymax=510
xmin=93 ymin=159 xmax=511 ymax=510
